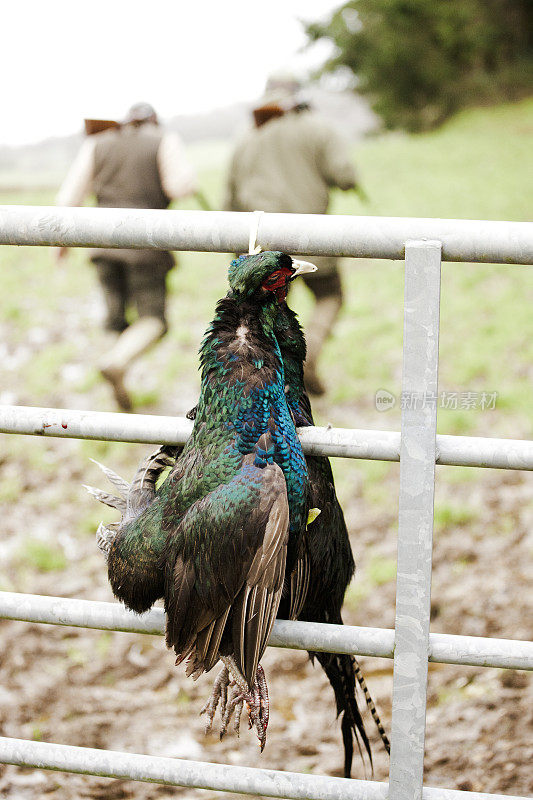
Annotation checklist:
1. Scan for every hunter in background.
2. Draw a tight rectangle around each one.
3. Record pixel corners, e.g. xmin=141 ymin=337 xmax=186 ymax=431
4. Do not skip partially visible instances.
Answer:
xmin=225 ymin=73 xmax=363 ymax=396
xmin=56 ymin=102 xmax=197 ymax=411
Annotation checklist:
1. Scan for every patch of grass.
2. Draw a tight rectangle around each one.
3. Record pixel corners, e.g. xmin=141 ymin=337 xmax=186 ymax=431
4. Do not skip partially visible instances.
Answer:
xmin=328 ymin=99 xmax=533 ymax=445
xmin=96 ymin=632 xmax=113 ymax=659
xmin=359 ymin=461 xmax=397 ymax=507
xmin=0 ymin=474 xmax=22 ymax=503
xmin=345 ymin=554 xmax=397 ymax=610
xmin=73 ymin=367 xmax=101 ymax=394
xmin=31 ymin=726 xmax=43 ymax=742
xmin=344 ymin=581 xmax=369 ymax=609
xmin=451 ymin=558 xmax=468 ymax=576
xmin=496 ymin=515 xmax=515 ymax=537
xmin=15 ymin=539 xmax=67 ymax=573
xmin=436 ymin=675 xmax=493 ymax=706
xmin=78 ymin=506 xmax=114 ymax=536
xmin=3 ymin=438 xmax=61 ymax=480
xmin=130 ymin=388 xmax=160 ymax=409
xmin=436 ymin=465 xmax=481 ymax=485
xmin=21 ymin=341 xmax=77 ymax=399
xmin=174 ymin=688 xmax=192 ymax=708
xmin=434 ymin=503 xmax=477 ymax=533
xmin=0 ymin=572 xmax=16 ymax=592
xmin=79 ymin=439 xmax=116 ymax=463
xmin=66 ymin=645 xmax=88 ymax=667
xmin=367 ymin=556 xmax=397 ymax=586
xmin=343 ymin=98 xmax=533 ymax=223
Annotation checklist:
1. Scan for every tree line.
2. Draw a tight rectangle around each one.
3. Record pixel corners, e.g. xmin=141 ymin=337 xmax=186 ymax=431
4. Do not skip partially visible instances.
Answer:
xmin=306 ymin=0 xmax=532 ymax=130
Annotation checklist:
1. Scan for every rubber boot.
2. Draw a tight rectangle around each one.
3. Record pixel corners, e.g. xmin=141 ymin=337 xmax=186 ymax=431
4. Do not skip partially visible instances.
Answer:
xmin=304 ymin=295 xmax=342 ymax=396
xmin=99 ymin=316 xmax=166 ymax=412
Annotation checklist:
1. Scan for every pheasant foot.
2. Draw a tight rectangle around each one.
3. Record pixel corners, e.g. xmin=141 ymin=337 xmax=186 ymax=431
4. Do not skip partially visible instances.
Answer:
xmin=199 ymin=658 xmax=269 ymax=750
xmin=199 ymin=666 xmax=229 ymax=734
xmin=219 ymin=658 xmax=269 ymax=751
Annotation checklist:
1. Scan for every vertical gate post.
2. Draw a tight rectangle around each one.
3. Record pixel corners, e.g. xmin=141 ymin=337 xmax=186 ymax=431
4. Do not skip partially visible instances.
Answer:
xmin=388 ymin=240 xmax=442 ymax=800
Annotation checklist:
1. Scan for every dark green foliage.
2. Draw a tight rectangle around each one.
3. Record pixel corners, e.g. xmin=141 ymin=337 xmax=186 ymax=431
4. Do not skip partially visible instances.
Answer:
xmin=306 ymin=0 xmax=533 ymax=130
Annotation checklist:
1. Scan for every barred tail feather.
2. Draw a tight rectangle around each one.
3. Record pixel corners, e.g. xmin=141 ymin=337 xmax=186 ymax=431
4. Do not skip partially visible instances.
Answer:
xmin=83 ymin=484 xmax=126 ymax=512
xmin=353 ymin=658 xmax=390 ymax=755
xmin=128 ymin=445 xmax=180 ymax=511
xmin=315 ymin=651 xmax=372 ymax=777
xmin=89 ymin=458 xmax=130 ymax=496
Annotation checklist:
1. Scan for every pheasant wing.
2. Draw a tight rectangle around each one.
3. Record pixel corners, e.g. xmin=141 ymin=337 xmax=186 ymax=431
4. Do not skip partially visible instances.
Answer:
xmin=163 ymin=458 xmax=289 ymax=688
xmin=232 ymin=469 xmax=289 ymax=686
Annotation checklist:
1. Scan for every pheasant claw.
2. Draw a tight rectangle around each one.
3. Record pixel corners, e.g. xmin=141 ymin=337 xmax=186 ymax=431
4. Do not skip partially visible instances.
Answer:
xmin=220 ymin=687 xmax=244 ymax=740
xmin=199 ymin=665 xmax=229 ymax=734
xmin=233 ymin=696 xmax=243 ymax=735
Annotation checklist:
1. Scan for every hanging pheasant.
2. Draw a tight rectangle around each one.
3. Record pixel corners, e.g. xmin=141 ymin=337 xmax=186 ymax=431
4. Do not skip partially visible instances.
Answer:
xmin=87 ymin=251 xmax=316 ymax=748
xmin=87 ymin=251 xmax=389 ymax=770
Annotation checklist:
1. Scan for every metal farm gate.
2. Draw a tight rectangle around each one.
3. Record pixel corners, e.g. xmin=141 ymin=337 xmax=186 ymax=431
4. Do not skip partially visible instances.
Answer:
xmin=0 ymin=205 xmax=532 ymax=800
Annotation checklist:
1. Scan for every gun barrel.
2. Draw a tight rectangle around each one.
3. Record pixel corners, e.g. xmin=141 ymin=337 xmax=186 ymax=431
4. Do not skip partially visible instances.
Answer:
xmin=84 ymin=119 xmax=121 ymax=136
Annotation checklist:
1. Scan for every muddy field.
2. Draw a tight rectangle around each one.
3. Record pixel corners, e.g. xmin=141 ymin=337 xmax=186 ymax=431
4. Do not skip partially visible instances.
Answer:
xmin=1 ymin=264 xmax=532 ymax=800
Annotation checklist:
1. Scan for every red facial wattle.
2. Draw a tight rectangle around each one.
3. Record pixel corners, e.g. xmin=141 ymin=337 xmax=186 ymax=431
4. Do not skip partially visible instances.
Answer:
xmin=261 ymin=266 xmax=294 ymax=303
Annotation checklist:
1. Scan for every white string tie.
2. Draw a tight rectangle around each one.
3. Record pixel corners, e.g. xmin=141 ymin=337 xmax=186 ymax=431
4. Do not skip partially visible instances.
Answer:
xmin=248 ymin=210 xmax=264 ymax=255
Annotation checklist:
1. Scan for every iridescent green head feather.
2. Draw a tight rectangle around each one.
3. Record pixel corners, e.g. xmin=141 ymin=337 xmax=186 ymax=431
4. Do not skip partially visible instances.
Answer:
xmin=228 ymin=252 xmax=292 ymax=296
xmin=228 ymin=251 xmax=317 ymax=301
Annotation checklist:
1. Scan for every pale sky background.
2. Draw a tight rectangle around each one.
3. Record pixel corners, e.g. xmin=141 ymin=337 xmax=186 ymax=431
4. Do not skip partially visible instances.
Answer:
xmin=2 ymin=0 xmax=343 ymax=146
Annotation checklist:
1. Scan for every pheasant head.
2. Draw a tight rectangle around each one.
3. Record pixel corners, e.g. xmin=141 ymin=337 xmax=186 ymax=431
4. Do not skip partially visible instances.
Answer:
xmin=228 ymin=251 xmax=316 ymax=304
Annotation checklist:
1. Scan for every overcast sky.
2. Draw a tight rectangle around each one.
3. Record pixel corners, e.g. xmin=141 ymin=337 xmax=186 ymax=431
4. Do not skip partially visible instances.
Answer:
xmin=2 ymin=0 xmax=342 ymax=146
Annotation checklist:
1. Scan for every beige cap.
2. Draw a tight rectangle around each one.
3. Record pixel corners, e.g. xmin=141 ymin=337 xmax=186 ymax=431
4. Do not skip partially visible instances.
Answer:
xmin=124 ymin=102 xmax=157 ymax=124
xmin=255 ymin=72 xmax=303 ymax=110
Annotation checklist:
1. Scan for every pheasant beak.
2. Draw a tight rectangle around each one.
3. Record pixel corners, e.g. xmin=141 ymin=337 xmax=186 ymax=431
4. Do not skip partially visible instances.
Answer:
xmin=291 ymin=259 xmax=318 ymax=278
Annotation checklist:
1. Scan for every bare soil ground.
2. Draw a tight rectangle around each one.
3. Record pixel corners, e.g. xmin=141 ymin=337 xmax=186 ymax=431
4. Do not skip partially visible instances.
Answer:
xmin=1 ymin=278 xmax=532 ymax=800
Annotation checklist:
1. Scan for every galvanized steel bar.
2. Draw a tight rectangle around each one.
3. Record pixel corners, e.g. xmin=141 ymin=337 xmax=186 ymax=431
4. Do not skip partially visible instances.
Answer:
xmin=389 ymin=242 xmax=442 ymax=800
xmin=1 ymin=592 xmax=532 ymax=670
xmin=0 ymin=737 xmax=528 ymax=800
xmin=434 ymin=433 xmax=533 ymax=470
xmin=0 ymin=205 xmax=532 ymax=264
xmin=0 ymin=736 xmax=387 ymax=800
xmin=0 ymin=404 xmax=194 ymax=446
xmin=0 ymin=590 xmax=392 ymax=658
xmin=427 ymin=631 xmax=533 ymax=670
xmin=1 ymin=405 xmax=532 ymax=470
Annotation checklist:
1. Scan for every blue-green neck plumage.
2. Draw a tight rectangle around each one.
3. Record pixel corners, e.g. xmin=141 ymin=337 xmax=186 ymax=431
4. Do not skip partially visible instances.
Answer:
xmin=272 ymin=303 xmax=313 ymax=427
xmin=186 ymin=293 xmax=309 ymax=564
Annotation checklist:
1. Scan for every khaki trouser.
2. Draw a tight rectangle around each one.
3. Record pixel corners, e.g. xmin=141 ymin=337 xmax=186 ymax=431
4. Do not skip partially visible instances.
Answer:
xmin=92 ymin=256 xmax=169 ymax=333
xmin=91 ymin=253 xmax=171 ymax=410
xmin=99 ymin=316 xmax=166 ymax=412
xmin=295 ymin=257 xmax=343 ymax=375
